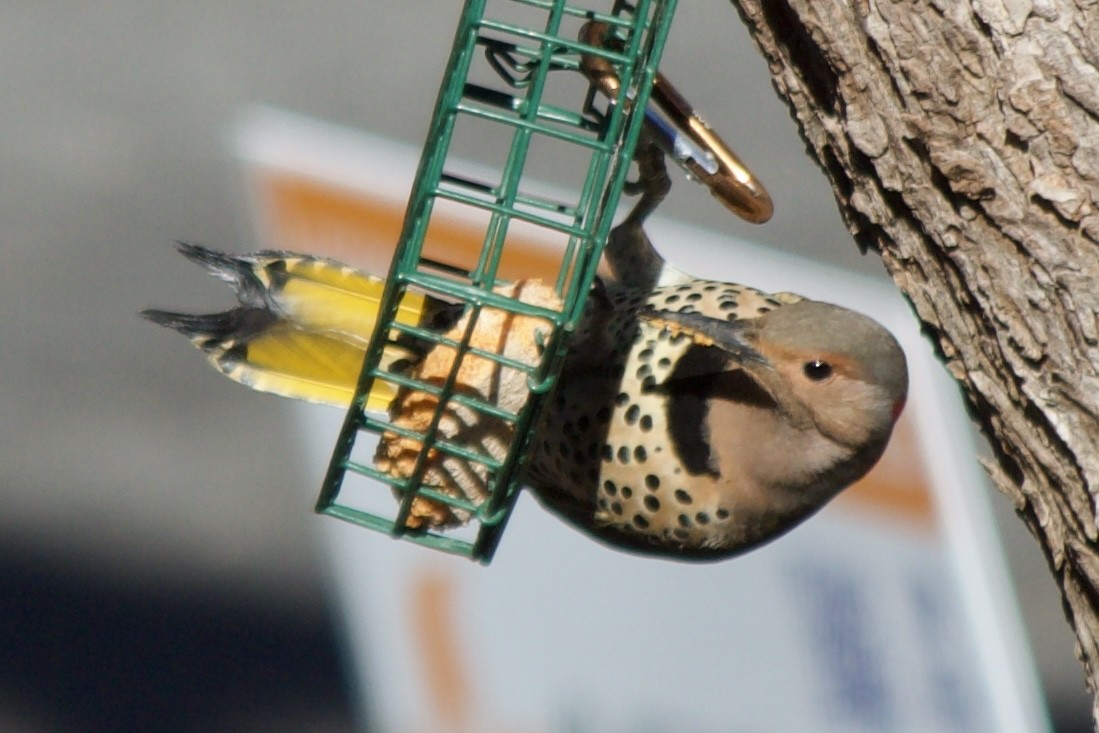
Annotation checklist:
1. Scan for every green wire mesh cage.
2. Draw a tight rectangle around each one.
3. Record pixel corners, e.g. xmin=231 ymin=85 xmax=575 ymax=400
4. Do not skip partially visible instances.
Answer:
xmin=317 ymin=0 xmax=679 ymax=562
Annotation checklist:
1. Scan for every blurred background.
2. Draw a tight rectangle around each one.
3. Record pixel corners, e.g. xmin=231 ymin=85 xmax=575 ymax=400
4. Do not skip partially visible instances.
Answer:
xmin=0 ymin=2 xmax=1089 ymax=731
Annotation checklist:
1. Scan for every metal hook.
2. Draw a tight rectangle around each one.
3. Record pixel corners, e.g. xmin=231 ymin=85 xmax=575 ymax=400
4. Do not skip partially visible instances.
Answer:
xmin=482 ymin=37 xmax=539 ymax=88
xmin=579 ymin=21 xmax=773 ymax=224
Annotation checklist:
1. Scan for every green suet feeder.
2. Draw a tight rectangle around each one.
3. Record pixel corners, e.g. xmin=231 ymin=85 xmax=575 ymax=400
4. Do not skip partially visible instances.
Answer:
xmin=317 ymin=0 xmax=679 ymax=562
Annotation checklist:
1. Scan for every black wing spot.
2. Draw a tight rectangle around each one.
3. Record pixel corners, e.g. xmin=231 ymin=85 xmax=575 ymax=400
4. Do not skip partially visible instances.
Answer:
xmin=664 ymin=345 xmax=723 ymax=476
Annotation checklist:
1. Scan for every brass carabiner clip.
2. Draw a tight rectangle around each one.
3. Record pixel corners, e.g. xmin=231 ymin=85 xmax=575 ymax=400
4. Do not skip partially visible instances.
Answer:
xmin=579 ymin=21 xmax=773 ymax=224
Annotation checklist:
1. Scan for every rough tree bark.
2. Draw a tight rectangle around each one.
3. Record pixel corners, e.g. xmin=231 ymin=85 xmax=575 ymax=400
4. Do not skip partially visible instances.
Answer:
xmin=725 ymin=0 xmax=1099 ymax=724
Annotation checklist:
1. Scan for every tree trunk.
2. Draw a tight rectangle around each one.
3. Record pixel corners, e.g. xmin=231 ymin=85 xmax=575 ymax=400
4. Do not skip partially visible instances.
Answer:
xmin=726 ymin=0 xmax=1099 ymax=724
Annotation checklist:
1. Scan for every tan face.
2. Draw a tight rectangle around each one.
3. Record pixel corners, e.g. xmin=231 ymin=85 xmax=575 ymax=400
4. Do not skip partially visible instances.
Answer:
xmin=753 ymin=339 xmax=905 ymax=451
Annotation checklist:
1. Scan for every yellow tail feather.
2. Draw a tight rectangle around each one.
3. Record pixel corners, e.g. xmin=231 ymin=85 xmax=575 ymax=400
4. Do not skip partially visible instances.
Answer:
xmin=143 ymin=244 xmax=439 ymax=411
xmin=251 ymin=253 xmax=427 ymax=344
xmin=211 ymin=322 xmax=388 ymax=410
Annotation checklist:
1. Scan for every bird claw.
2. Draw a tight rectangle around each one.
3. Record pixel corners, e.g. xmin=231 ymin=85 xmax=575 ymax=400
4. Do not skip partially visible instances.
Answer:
xmin=621 ymin=137 xmax=671 ymax=226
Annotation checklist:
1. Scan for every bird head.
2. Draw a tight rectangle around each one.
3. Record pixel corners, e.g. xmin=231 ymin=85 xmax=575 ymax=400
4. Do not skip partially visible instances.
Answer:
xmin=643 ymin=300 xmax=908 ymax=453
xmin=745 ymin=301 xmax=908 ymax=449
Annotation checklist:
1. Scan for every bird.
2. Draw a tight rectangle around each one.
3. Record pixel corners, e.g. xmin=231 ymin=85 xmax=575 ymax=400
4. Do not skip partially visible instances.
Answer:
xmin=143 ymin=145 xmax=907 ymax=561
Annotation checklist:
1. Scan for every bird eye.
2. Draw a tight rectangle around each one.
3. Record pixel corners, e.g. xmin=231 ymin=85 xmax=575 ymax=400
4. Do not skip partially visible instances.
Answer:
xmin=803 ymin=360 xmax=833 ymax=381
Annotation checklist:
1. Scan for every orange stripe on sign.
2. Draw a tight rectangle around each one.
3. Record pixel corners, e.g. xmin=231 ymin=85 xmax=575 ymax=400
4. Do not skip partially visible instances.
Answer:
xmin=833 ymin=415 xmax=936 ymax=529
xmin=252 ymin=170 xmax=567 ymax=281
xmin=409 ymin=570 xmax=474 ymax=731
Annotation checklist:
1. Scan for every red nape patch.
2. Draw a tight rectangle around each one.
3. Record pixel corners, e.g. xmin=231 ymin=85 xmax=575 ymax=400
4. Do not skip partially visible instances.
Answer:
xmin=891 ymin=397 xmax=907 ymax=421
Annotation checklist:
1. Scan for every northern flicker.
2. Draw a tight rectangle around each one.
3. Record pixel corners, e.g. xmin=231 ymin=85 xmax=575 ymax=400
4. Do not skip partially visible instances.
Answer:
xmin=143 ymin=146 xmax=907 ymax=561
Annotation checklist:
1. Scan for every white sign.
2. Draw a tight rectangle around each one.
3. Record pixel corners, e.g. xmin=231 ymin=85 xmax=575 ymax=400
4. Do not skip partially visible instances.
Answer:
xmin=236 ymin=106 xmax=1049 ymax=733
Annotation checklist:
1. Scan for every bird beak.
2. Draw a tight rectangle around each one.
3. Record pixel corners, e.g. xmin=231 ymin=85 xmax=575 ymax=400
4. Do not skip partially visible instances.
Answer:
xmin=638 ymin=308 xmax=769 ymax=367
